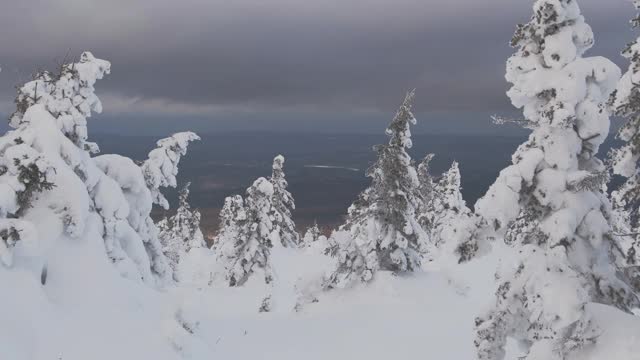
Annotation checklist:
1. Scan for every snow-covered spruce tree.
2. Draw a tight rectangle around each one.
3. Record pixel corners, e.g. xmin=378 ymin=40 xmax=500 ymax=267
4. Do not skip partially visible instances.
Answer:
xmin=416 ymin=153 xmax=437 ymax=233
xmin=216 ymin=178 xmax=275 ymax=287
xmin=416 ymin=158 xmax=476 ymax=263
xmin=430 ymin=161 xmax=472 ymax=249
xmin=95 ymin=131 xmax=199 ymax=283
xmin=0 ymin=52 xmax=198 ymax=285
xmin=213 ymin=194 xmax=246 ymax=253
xmin=473 ymin=2 xmax=639 ymax=359
xmin=324 ymin=91 xmax=428 ymax=288
xmin=609 ymin=0 xmax=640 ymax=290
xmin=269 ymin=155 xmax=299 ymax=248
xmin=159 ymin=182 xmax=205 ymax=278
xmin=0 ymin=52 xmax=114 ymax=271
xmin=302 ymin=221 xmax=324 ymax=247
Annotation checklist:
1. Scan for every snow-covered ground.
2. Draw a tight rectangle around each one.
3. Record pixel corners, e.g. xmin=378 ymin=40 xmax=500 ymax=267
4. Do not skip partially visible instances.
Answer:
xmin=4 ymin=240 xmax=640 ymax=360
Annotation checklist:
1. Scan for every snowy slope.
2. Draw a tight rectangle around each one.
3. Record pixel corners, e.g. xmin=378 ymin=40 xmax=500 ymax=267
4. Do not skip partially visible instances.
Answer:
xmin=2 ymin=238 xmax=640 ymax=360
xmin=0 ymin=236 xmax=184 ymax=360
xmin=170 ymin=244 xmax=499 ymax=360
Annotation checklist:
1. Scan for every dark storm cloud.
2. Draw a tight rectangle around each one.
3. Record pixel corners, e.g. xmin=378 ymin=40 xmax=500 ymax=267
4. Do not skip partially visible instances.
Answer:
xmin=0 ymin=0 xmax=633 ymax=123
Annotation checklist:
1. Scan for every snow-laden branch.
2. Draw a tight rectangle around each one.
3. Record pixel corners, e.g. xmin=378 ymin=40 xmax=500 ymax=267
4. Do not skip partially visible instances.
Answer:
xmin=142 ymin=132 xmax=200 ymax=209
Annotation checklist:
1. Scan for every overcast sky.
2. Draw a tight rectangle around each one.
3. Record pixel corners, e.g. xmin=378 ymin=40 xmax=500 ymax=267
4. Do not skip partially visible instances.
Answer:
xmin=0 ymin=0 xmax=634 ymax=134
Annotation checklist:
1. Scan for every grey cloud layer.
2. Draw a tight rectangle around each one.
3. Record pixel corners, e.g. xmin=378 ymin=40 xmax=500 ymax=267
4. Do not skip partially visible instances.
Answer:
xmin=0 ymin=0 xmax=632 ymax=116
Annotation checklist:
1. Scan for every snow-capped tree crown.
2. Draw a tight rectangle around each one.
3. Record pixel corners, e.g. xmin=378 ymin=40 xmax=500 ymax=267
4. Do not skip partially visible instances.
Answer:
xmin=303 ymin=221 xmax=323 ymax=246
xmin=362 ymin=90 xmax=425 ymax=263
xmin=476 ymin=0 xmax=621 ymax=235
xmin=434 ymin=161 xmax=466 ymax=213
xmin=365 ymin=90 xmax=420 ymax=218
xmin=212 ymin=194 xmax=245 ymax=252
xmin=269 ymin=155 xmax=299 ymax=248
xmin=159 ymin=182 xmax=205 ymax=280
xmin=385 ymin=90 xmax=417 ymax=149
xmin=417 ymin=159 xmax=474 ymax=262
xmin=216 ymin=178 xmax=275 ymax=287
xmin=218 ymin=195 xmax=246 ymax=233
xmin=0 ymin=54 xmax=113 ymax=270
xmin=271 ymin=155 xmax=287 ymax=188
xmin=0 ymin=52 xmax=198 ymax=287
xmin=416 ymin=153 xmax=438 ymax=244
xmin=10 ymin=51 xmax=110 ymax=153
xmin=142 ymin=132 xmax=200 ymax=210
xmin=473 ymin=2 xmax=638 ymax=359
xmin=325 ymin=91 xmax=428 ymax=288
xmin=606 ymin=0 xmax=640 ymax=292
xmin=609 ymin=0 xmax=640 ymax=199
xmin=174 ymin=182 xmax=205 ymax=250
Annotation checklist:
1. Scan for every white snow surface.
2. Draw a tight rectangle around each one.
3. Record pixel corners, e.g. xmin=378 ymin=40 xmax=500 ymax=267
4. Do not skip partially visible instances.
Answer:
xmin=3 ymin=241 xmax=640 ymax=360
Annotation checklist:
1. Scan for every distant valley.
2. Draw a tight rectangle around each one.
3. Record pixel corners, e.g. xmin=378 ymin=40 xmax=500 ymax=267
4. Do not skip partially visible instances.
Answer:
xmin=95 ymin=132 xmax=620 ymax=237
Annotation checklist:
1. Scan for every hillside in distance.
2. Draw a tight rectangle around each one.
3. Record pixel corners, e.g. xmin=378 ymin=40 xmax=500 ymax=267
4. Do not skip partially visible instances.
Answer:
xmin=95 ymin=131 xmax=532 ymax=237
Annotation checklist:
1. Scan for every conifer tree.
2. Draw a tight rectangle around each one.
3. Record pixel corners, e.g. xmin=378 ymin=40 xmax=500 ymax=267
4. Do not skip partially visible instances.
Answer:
xmin=159 ymin=182 xmax=205 ymax=279
xmin=96 ymin=131 xmax=198 ymax=283
xmin=324 ymin=91 xmax=428 ymax=288
xmin=416 ymin=154 xmax=437 ymax=234
xmin=213 ymin=195 xmax=246 ymax=252
xmin=473 ymin=2 xmax=639 ymax=359
xmin=216 ymin=178 xmax=275 ymax=287
xmin=269 ymin=155 xmax=299 ymax=248
xmin=302 ymin=221 xmax=324 ymax=247
xmin=0 ymin=52 xmax=198 ymax=285
xmin=0 ymin=52 xmax=113 ymax=269
xmin=430 ymin=161 xmax=472 ymax=249
xmin=609 ymin=0 xmax=640 ymax=288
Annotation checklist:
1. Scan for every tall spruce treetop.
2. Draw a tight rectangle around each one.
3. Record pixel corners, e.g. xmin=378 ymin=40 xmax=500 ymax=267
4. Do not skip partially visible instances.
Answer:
xmin=216 ymin=178 xmax=274 ymax=287
xmin=213 ymin=195 xmax=246 ymax=252
xmin=416 ymin=154 xmax=437 ymax=232
xmin=159 ymin=182 xmax=205 ymax=279
xmin=609 ymin=0 xmax=640 ymax=274
xmin=434 ymin=162 xmax=466 ymax=214
xmin=416 ymin=159 xmax=475 ymax=264
xmin=430 ymin=161 xmax=472 ymax=248
xmin=325 ymin=91 xmax=428 ymax=287
xmin=473 ymin=2 xmax=639 ymax=359
xmin=269 ymin=155 xmax=299 ymax=248
xmin=172 ymin=182 xmax=206 ymax=250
